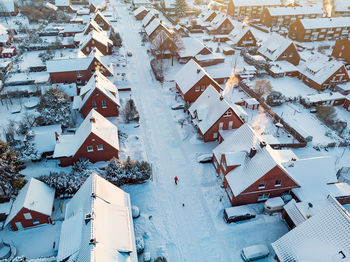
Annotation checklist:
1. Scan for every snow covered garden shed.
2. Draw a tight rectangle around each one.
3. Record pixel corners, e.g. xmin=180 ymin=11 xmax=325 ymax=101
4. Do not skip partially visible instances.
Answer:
xmin=188 ymin=85 xmax=245 ymax=142
xmin=53 ymin=109 xmax=119 ymax=166
xmin=4 ymin=178 xmax=55 ymax=231
xmin=57 ymin=173 xmax=137 ymax=262
xmin=174 ymin=59 xmax=222 ymax=103
xmin=73 ymin=71 xmax=120 ymax=118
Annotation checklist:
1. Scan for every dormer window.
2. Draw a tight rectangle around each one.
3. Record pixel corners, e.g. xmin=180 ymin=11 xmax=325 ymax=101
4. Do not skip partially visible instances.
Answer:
xmin=223 ymin=111 xmax=232 ymax=117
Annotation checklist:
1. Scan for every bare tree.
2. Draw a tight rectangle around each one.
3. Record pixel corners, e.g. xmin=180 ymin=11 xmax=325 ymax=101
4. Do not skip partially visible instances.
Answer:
xmin=169 ymin=31 xmax=183 ymax=66
xmin=150 ymin=31 xmax=169 ymax=75
xmin=253 ymin=79 xmax=272 ymax=97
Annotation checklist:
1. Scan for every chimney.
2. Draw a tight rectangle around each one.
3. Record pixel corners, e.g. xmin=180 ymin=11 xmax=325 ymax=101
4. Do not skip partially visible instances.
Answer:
xmin=90 ymin=117 xmax=96 ymax=123
xmin=89 ymin=238 xmax=96 ymax=246
xmin=260 ymin=141 xmax=267 ymax=148
xmin=249 ymin=147 xmax=257 ymax=158
xmin=55 ymin=132 xmax=59 ymax=141
xmin=220 ymin=94 xmax=224 ymax=100
xmin=197 ymin=69 xmax=201 ymax=74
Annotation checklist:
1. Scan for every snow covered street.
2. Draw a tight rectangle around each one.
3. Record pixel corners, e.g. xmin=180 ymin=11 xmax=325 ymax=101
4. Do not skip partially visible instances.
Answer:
xmin=112 ymin=2 xmax=289 ymax=261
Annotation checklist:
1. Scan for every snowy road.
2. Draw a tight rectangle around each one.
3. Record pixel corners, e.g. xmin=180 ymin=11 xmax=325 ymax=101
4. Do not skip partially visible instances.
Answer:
xmin=111 ymin=3 xmax=288 ymax=261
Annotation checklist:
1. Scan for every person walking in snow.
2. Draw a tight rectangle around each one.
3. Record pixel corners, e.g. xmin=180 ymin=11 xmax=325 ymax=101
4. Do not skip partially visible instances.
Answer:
xmin=174 ymin=176 xmax=179 ymax=185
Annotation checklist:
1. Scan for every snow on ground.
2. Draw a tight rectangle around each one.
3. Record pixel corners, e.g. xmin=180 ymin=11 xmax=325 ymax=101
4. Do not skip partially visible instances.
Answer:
xmin=0 ymin=222 xmax=61 ymax=259
xmin=112 ymin=2 xmax=289 ymax=261
xmin=20 ymin=159 xmax=72 ymax=178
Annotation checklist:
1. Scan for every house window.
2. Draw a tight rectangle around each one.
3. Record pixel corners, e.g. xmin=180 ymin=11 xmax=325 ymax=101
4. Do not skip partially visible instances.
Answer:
xmin=87 ymin=146 xmax=94 ymax=152
xmin=223 ymin=111 xmax=232 ymax=117
xmin=222 ymin=161 xmax=227 ymax=171
xmin=213 ymin=132 xmax=218 ymax=139
xmin=258 ymin=181 xmax=266 ymax=189
xmin=92 ymin=101 xmax=97 ymax=108
xmin=97 ymin=144 xmax=103 ymax=151
xmin=77 ymin=71 xmax=82 ymax=78
xmin=86 ymin=47 xmax=90 ymax=52
xmin=201 ymin=85 xmax=206 ymax=91
xmin=101 ymin=100 xmax=107 ymax=108
xmin=275 ymin=179 xmax=282 ymax=187
xmin=228 ymin=121 xmax=233 ymax=129
xmin=92 ymin=40 xmax=95 ymax=44
xmin=257 ymin=193 xmax=270 ymax=201
xmin=24 ymin=213 xmax=32 ymax=220
xmin=195 ymin=86 xmax=200 ymax=92
xmin=33 ymin=219 xmax=40 ymax=225
xmin=226 ymin=186 xmax=234 ymax=200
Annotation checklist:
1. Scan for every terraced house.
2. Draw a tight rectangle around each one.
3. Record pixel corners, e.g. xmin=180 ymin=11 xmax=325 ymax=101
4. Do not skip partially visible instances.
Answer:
xmin=227 ymin=0 xmax=281 ymax=18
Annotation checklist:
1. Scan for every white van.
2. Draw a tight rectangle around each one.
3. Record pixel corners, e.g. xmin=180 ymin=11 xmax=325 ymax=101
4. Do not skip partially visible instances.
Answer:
xmin=241 ymin=244 xmax=270 ymax=261
xmin=264 ymin=197 xmax=284 ymax=214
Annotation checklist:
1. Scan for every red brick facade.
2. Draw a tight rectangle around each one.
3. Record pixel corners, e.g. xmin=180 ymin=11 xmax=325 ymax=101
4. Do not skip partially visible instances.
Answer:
xmin=332 ymin=39 xmax=350 ymax=64
xmin=176 ymin=75 xmax=222 ymax=103
xmin=9 ymin=207 xmax=51 ymax=231
xmin=260 ymin=43 xmax=300 ymax=66
xmin=49 ymin=57 xmax=112 ymax=85
xmin=236 ymin=29 xmax=256 ymax=47
xmin=59 ymin=132 xmax=119 ymax=167
xmin=80 ymin=89 xmax=119 ymax=118
xmin=94 ymin=13 xmax=110 ymax=30
xmin=227 ymin=1 xmax=281 ymax=18
xmin=344 ymin=97 xmax=350 ymax=110
xmin=80 ymin=38 xmax=112 ymax=56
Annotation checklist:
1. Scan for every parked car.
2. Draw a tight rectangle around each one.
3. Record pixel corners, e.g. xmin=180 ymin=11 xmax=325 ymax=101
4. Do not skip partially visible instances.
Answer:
xmin=264 ymin=197 xmax=284 ymax=214
xmin=223 ymin=206 xmax=256 ymax=223
xmin=197 ymin=153 xmax=213 ymax=163
xmin=127 ymin=51 xmax=132 ymax=57
xmin=241 ymin=244 xmax=270 ymax=261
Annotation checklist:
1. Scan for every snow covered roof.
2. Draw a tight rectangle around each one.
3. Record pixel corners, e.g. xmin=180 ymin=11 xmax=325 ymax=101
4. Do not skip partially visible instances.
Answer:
xmin=57 ymin=173 xmax=137 ymax=262
xmin=80 ymin=30 xmax=112 ymax=50
xmin=53 ymin=109 xmax=119 ymax=158
xmin=272 ymin=196 xmax=350 ymax=262
xmin=61 ymin=24 xmax=84 ymax=33
xmin=133 ymin=6 xmax=148 ymax=16
xmin=177 ymin=37 xmax=210 ymax=59
xmin=89 ymin=0 xmax=106 ymax=9
xmin=188 ymin=85 xmax=244 ymax=135
xmin=55 ymin=0 xmax=70 ymax=7
xmin=145 ymin=18 xmax=170 ymax=37
xmin=32 ymin=124 xmax=62 ymax=155
xmin=142 ymin=11 xmax=156 ymax=27
xmin=270 ymin=61 xmax=298 ymax=74
xmin=282 ymin=157 xmax=338 ymax=202
xmin=300 ymin=17 xmax=350 ymax=29
xmin=299 ymin=54 xmax=347 ymax=85
xmin=201 ymin=10 xmax=217 ymax=22
xmin=258 ymin=33 xmax=295 ymax=62
xmin=45 ymin=2 xmax=58 ymax=11
xmin=213 ymin=124 xmax=298 ymax=195
xmin=210 ymin=13 xmax=232 ymax=31
xmin=93 ymin=10 xmax=110 ymax=26
xmin=305 ymin=92 xmax=345 ymax=103
xmin=174 ymin=59 xmax=221 ymax=95
xmin=4 ymin=178 xmax=55 ymax=227
xmin=75 ymin=71 xmax=120 ymax=110
xmin=84 ymin=19 xmax=104 ymax=35
xmin=230 ymin=26 xmax=255 ymax=45
xmin=231 ymin=0 xmax=281 ymax=7
xmin=0 ymin=0 xmax=15 ymax=12
xmin=334 ymin=0 xmax=350 ymax=12
xmin=266 ymin=6 xmax=323 ymax=16
xmin=47 ymin=56 xmax=95 ymax=73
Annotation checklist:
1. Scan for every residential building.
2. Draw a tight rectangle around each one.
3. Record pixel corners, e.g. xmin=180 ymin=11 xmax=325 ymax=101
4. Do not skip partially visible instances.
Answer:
xmin=332 ymin=38 xmax=350 ymax=64
xmin=227 ymin=0 xmax=282 ymax=18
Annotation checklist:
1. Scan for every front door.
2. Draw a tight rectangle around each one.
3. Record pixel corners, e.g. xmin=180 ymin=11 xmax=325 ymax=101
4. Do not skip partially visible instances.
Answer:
xmin=15 ymin=222 xmax=23 ymax=230
xmin=229 ymin=121 xmax=233 ymax=129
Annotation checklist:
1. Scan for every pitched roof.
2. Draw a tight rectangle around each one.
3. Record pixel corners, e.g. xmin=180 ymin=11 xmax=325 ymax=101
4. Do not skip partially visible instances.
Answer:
xmin=46 ymin=56 xmax=95 ymax=73
xmin=55 ymin=0 xmax=70 ymax=7
xmin=4 ymin=178 xmax=55 ymax=227
xmin=174 ymin=59 xmax=221 ymax=95
xmin=213 ymin=124 xmax=298 ymax=195
xmin=299 ymin=54 xmax=347 ymax=85
xmin=210 ymin=13 xmax=232 ymax=30
xmin=53 ymin=109 xmax=119 ymax=158
xmin=84 ymin=19 xmax=104 ymax=35
xmin=266 ymin=6 xmax=323 ymax=16
xmin=300 ymin=17 xmax=350 ymax=29
xmin=75 ymin=71 xmax=120 ymax=110
xmin=177 ymin=37 xmax=210 ymax=59
xmin=57 ymin=173 xmax=137 ymax=262
xmin=231 ymin=0 xmax=281 ymax=7
xmin=93 ymin=10 xmax=110 ymax=26
xmin=79 ymin=30 xmax=112 ymax=50
xmin=230 ymin=26 xmax=255 ymax=45
xmin=188 ymin=85 xmax=244 ymax=135
xmin=272 ymin=196 xmax=350 ymax=262
xmin=145 ymin=18 xmax=170 ymax=37
xmin=133 ymin=6 xmax=148 ymax=16
xmin=142 ymin=11 xmax=156 ymax=27
xmin=258 ymin=33 xmax=295 ymax=61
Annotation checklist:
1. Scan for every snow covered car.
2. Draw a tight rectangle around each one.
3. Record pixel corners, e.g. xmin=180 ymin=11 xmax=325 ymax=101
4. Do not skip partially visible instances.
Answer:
xmin=263 ymin=197 xmax=284 ymax=214
xmin=127 ymin=51 xmax=133 ymax=57
xmin=197 ymin=154 xmax=213 ymax=163
xmin=241 ymin=244 xmax=269 ymax=261
xmin=223 ymin=206 xmax=256 ymax=223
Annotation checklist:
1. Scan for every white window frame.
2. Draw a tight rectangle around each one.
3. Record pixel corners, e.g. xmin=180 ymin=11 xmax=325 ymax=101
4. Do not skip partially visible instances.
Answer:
xmin=195 ymin=86 xmax=200 ymax=92
xmin=258 ymin=181 xmax=266 ymax=189
xmin=101 ymin=100 xmax=107 ymax=108
xmin=213 ymin=132 xmax=218 ymax=139
xmin=275 ymin=179 xmax=282 ymax=187
xmin=228 ymin=121 xmax=233 ymax=129
xmin=226 ymin=186 xmax=234 ymax=200
xmin=258 ymin=193 xmax=270 ymax=201
xmin=97 ymin=144 xmax=103 ymax=151
xmin=87 ymin=146 xmax=94 ymax=152
xmin=92 ymin=101 xmax=97 ymax=108
xmin=24 ymin=213 xmax=32 ymax=220
xmin=33 ymin=219 xmax=40 ymax=225
xmin=223 ymin=111 xmax=232 ymax=117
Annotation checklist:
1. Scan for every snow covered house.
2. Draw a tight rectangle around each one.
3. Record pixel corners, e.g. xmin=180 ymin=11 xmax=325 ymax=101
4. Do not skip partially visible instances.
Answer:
xmin=0 ymin=47 xmax=15 ymax=58
xmin=258 ymin=33 xmax=300 ymax=66
xmin=332 ymin=39 xmax=350 ymax=64
xmin=289 ymin=17 xmax=350 ymax=42
xmin=4 ymin=178 xmax=55 ymax=231
xmin=81 ymin=19 xmax=105 ymax=38
xmin=134 ymin=6 xmax=149 ymax=20
xmin=227 ymin=0 xmax=282 ymax=18
xmin=174 ymin=59 xmax=222 ymax=103
xmin=304 ymin=92 xmax=345 ymax=106
xmin=93 ymin=10 xmax=111 ymax=31
xmin=188 ymin=85 xmax=245 ymax=142
xmin=200 ymin=10 xmax=217 ymax=23
xmin=55 ymin=0 xmax=75 ymax=13
xmin=32 ymin=124 xmax=62 ymax=157
xmin=145 ymin=18 xmax=172 ymax=43
xmin=0 ymin=24 xmax=9 ymax=46
xmin=0 ymin=0 xmax=18 ymax=16
xmin=208 ymin=13 xmax=234 ymax=35
xmin=260 ymin=6 xmax=323 ymax=28
xmin=73 ymin=71 xmax=120 ymax=118
xmin=142 ymin=10 xmax=158 ymax=28
xmin=229 ymin=26 xmax=257 ymax=47
xmin=212 ymin=124 xmax=300 ymax=206
xmin=57 ymin=173 xmax=137 ymax=262
xmin=272 ymin=196 xmax=350 ymax=262
xmin=53 ymin=109 xmax=119 ymax=166
xmin=46 ymin=52 xmax=113 ymax=85
xmin=80 ymin=30 xmax=113 ymax=56
xmin=298 ymin=55 xmax=350 ymax=91
xmin=89 ymin=0 xmax=107 ymax=12
xmin=177 ymin=37 xmax=212 ymax=63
